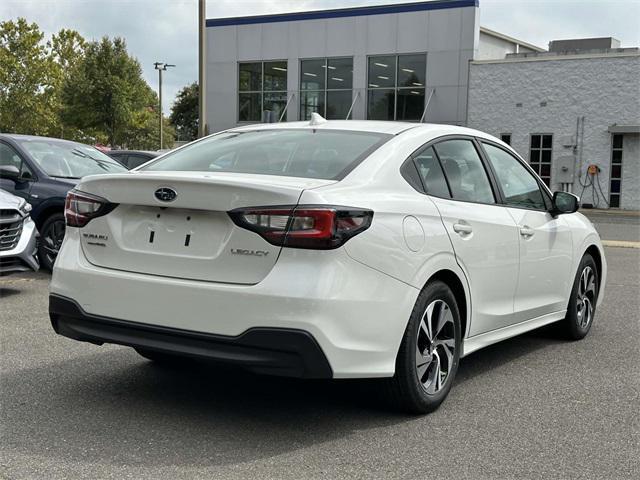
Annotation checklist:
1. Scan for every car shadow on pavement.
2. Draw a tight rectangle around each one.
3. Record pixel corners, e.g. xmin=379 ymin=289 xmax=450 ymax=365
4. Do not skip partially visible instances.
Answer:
xmin=0 ymin=287 xmax=21 ymax=299
xmin=0 ymin=325 xmax=566 ymax=469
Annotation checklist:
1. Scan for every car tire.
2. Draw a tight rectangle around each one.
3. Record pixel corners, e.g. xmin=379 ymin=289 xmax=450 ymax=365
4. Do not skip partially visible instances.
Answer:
xmin=562 ymin=254 xmax=599 ymax=340
xmin=38 ymin=213 xmax=66 ymax=271
xmin=385 ymin=280 xmax=462 ymax=414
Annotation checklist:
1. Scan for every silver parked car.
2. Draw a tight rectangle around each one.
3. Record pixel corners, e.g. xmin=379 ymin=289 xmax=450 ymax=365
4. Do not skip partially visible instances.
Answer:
xmin=0 ymin=189 xmax=39 ymax=275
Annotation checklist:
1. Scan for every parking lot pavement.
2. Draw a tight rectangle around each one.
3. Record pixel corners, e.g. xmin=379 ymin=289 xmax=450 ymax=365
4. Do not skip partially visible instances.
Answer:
xmin=1 ymin=246 xmax=638 ymax=480
xmin=581 ymin=209 xmax=640 ymax=243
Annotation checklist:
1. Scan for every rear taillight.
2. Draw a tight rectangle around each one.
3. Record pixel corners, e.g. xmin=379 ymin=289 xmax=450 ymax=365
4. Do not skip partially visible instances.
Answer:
xmin=64 ymin=190 xmax=117 ymax=227
xmin=228 ymin=206 xmax=373 ymax=249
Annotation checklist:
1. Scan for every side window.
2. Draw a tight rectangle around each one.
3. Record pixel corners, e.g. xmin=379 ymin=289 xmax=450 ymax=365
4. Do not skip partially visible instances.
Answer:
xmin=482 ymin=143 xmax=546 ymax=210
xmin=433 ymin=139 xmax=495 ymax=204
xmin=1 ymin=142 xmax=22 ymax=169
xmin=413 ymin=147 xmax=450 ymax=198
xmin=0 ymin=142 xmax=33 ymax=179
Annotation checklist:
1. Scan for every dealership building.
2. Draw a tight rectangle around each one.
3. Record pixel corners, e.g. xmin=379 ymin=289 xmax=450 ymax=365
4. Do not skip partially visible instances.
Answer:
xmin=468 ymin=38 xmax=640 ymax=209
xmin=205 ymin=0 xmax=639 ymax=209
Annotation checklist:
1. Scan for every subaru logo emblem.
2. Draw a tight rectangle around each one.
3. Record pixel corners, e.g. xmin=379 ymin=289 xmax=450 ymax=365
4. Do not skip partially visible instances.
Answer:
xmin=154 ymin=187 xmax=177 ymax=202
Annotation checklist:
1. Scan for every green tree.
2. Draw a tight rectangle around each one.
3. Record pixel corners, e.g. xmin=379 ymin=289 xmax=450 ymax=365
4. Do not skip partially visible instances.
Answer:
xmin=0 ymin=18 xmax=58 ymax=135
xmin=170 ymin=82 xmax=198 ymax=141
xmin=48 ymin=28 xmax=86 ymax=73
xmin=60 ymin=36 xmax=152 ymax=146
xmin=124 ymin=105 xmax=175 ymax=150
xmin=48 ymin=28 xmax=86 ymax=139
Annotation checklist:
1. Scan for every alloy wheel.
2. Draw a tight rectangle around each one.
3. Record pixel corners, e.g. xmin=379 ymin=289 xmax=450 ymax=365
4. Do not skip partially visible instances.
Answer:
xmin=43 ymin=219 xmax=66 ymax=266
xmin=576 ymin=266 xmax=596 ymax=329
xmin=415 ymin=299 xmax=456 ymax=394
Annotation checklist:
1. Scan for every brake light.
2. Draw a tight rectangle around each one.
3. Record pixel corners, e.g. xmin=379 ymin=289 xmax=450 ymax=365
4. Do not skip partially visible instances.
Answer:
xmin=64 ymin=190 xmax=117 ymax=227
xmin=228 ymin=206 xmax=373 ymax=249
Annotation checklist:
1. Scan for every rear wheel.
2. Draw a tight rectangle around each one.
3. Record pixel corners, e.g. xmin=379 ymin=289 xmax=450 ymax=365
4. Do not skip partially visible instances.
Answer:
xmin=38 ymin=213 xmax=65 ymax=271
xmin=562 ymin=254 xmax=599 ymax=340
xmin=385 ymin=280 xmax=461 ymax=414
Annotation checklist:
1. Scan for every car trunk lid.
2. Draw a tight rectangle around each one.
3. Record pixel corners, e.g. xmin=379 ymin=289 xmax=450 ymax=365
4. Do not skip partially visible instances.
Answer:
xmin=74 ymin=171 xmax=335 ymax=284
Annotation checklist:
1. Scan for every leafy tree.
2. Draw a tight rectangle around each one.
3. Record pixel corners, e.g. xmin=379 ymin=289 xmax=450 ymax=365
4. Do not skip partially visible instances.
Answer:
xmin=170 ymin=82 xmax=198 ymax=141
xmin=124 ymin=105 xmax=175 ymax=150
xmin=60 ymin=36 xmax=153 ymax=146
xmin=48 ymin=28 xmax=86 ymax=73
xmin=0 ymin=18 xmax=58 ymax=135
xmin=48 ymin=29 xmax=86 ymax=139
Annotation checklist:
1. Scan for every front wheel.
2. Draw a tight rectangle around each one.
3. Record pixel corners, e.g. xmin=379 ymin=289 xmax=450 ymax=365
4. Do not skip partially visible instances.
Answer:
xmin=385 ymin=280 xmax=462 ymax=414
xmin=562 ymin=254 xmax=599 ymax=340
xmin=38 ymin=213 xmax=66 ymax=271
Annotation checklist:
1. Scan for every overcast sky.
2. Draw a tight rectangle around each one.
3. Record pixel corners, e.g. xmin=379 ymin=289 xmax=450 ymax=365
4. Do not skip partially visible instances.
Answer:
xmin=2 ymin=0 xmax=639 ymax=114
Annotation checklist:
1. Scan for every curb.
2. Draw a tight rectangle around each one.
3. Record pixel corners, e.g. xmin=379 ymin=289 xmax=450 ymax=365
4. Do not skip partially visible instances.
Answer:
xmin=601 ymin=240 xmax=640 ymax=249
xmin=581 ymin=209 xmax=640 ymax=217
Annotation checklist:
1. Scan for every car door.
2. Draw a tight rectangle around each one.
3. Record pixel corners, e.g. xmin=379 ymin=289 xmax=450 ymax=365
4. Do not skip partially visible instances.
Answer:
xmin=427 ymin=138 xmax=520 ymax=336
xmin=480 ymin=141 xmax=574 ymax=322
xmin=0 ymin=141 xmax=35 ymax=202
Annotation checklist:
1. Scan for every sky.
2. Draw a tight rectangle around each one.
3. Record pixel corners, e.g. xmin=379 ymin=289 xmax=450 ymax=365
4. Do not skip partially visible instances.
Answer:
xmin=2 ymin=0 xmax=640 ymax=114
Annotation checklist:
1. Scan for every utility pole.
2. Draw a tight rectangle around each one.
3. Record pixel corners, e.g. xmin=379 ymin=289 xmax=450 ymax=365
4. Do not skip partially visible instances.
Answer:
xmin=198 ymin=0 xmax=207 ymax=137
xmin=154 ymin=62 xmax=175 ymax=149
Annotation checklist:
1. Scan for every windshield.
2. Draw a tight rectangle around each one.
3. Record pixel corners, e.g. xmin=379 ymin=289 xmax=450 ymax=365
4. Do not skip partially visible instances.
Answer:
xmin=142 ymin=129 xmax=391 ymax=180
xmin=17 ymin=139 xmax=127 ymax=178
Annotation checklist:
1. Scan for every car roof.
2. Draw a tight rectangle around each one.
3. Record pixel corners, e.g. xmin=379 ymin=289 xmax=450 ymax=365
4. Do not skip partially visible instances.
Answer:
xmin=0 ymin=133 xmax=88 ymax=146
xmin=230 ymin=120 xmax=418 ymax=135
xmin=228 ymin=120 xmax=492 ymax=139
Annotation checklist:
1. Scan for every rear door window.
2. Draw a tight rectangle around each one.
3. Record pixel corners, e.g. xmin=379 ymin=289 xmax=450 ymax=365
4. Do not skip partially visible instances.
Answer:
xmin=143 ymin=129 xmax=391 ymax=180
xmin=413 ymin=146 xmax=450 ymax=198
xmin=433 ymin=139 xmax=495 ymax=204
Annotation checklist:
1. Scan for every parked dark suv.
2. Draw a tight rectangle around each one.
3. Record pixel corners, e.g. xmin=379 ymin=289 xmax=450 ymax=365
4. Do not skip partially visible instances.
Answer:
xmin=0 ymin=134 xmax=127 ymax=270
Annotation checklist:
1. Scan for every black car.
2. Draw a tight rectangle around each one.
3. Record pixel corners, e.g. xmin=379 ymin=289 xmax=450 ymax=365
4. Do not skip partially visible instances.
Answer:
xmin=0 ymin=134 xmax=127 ymax=270
xmin=108 ymin=150 xmax=159 ymax=169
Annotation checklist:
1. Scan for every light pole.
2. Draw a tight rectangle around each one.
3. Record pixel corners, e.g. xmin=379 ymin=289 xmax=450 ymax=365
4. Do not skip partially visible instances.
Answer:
xmin=198 ymin=0 xmax=207 ymax=137
xmin=154 ymin=62 xmax=175 ymax=149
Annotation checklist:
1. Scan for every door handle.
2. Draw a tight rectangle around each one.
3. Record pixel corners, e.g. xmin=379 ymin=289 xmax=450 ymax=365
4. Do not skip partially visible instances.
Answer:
xmin=453 ymin=223 xmax=473 ymax=235
xmin=519 ymin=226 xmax=535 ymax=237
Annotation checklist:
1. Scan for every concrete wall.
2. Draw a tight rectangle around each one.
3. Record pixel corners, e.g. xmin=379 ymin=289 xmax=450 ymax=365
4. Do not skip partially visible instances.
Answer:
xmin=468 ymin=53 xmax=640 ymax=209
xmin=477 ymin=31 xmax=540 ymax=60
xmin=623 ymin=134 xmax=640 ymax=210
xmin=206 ymin=5 xmax=479 ymax=133
xmin=477 ymin=31 xmax=517 ymax=60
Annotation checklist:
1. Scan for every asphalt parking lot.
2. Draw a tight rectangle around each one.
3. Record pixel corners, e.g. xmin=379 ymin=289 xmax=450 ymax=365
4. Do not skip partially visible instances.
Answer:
xmin=1 ymin=244 xmax=638 ymax=480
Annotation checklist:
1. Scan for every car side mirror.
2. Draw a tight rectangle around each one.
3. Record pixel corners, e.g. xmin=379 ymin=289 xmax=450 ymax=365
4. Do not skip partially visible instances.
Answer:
xmin=0 ymin=165 xmax=20 ymax=179
xmin=551 ymin=191 xmax=579 ymax=215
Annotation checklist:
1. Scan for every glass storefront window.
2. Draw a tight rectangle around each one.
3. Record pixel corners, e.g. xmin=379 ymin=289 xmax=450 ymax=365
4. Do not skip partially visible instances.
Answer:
xmin=367 ymin=54 xmax=427 ymax=121
xmin=300 ymin=57 xmax=353 ymax=120
xmin=238 ymin=61 xmax=288 ymax=122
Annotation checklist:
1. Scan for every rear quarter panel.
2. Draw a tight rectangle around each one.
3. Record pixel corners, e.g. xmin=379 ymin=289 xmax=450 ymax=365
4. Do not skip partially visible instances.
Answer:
xmin=298 ymin=129 xmax=471 ymax=334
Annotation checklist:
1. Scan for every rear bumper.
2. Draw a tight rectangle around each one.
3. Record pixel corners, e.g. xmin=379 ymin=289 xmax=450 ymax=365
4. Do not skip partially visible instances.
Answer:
xmin=50 ymin=294 xmax=332 ymax=378
xmin=0 ymin=217 xmax=39 ymax=275
xmin=50 ymin=229 xmax=419 ymax=378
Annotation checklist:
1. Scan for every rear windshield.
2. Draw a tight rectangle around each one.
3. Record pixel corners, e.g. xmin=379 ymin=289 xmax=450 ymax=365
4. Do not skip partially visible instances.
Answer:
xmin=142 ymin=129 xmax=391 ymax=180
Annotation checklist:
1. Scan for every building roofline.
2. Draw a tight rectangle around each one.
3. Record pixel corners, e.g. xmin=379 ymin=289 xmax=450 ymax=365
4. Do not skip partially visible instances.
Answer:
xmin=206 ymin=0 xmax=478 ymax=28
xmin=471 ymin=49 xmax=640 ymax=65
xmin=479 ymin=26 xmax=545 ymax=52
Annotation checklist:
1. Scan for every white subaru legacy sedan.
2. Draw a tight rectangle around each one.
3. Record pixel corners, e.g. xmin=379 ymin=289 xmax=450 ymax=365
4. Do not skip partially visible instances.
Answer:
xmin=49 ymin=118 xmax=606 ymax=413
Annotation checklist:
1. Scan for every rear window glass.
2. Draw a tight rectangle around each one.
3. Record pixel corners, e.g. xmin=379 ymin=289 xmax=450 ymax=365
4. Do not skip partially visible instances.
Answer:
xmin=142 ymin=129 xmax=391 ymax=180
